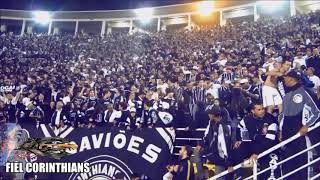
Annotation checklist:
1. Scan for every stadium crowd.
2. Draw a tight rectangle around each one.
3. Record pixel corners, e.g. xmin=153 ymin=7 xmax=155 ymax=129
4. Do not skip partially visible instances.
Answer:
xmin=1 ymin=10 xmax=320 ymax=180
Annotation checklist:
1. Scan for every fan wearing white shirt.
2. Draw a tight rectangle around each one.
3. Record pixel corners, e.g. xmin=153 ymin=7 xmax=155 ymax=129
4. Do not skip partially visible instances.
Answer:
xmin=293 ymin=52 xmax=306 ymax=69
xmin=216 ymin=56 xmax=228 ymax=67
xmin=157 ymin=79 xmax=168 ymax=95
xmin=2 ymin=92 xmax=20 ymax=123
xmin=62 ymin=82 xmax=75 ymax=105
xmin=306 ymin=67 xmax=320 ymax=94
xmin=205 ymin=82 xmax=221 ymax=99
xmin=103 ymin=104 xmax=121 ymax=126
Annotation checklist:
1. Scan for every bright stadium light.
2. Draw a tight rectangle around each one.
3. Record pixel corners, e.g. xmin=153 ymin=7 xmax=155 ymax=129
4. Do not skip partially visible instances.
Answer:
xmin=258 ymin=0 xmax=286 ymax=12
xmin=134 ymin=8 xmax=154 ymax=24
xmin=197 ymin=1 xmax=214 ymax=16
xmin=32 ymin=11 xmax=51 ymax=25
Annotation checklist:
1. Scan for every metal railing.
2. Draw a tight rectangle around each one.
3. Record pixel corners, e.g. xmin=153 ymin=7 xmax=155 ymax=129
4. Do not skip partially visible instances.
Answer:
xmin=244 ymin=141 xmax=320 ymax=180
xmin=173 ymin=128 xmax=206 ymax=156
xmin=209 ymin=121 xmax=320 ymax=180
xmin=279 ymin=156 xmax=320 ymax=180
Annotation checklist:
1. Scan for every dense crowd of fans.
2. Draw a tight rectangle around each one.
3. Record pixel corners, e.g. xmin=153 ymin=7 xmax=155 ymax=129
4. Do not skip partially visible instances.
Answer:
xmin=1 ymin=10 xmax=320 ymax=180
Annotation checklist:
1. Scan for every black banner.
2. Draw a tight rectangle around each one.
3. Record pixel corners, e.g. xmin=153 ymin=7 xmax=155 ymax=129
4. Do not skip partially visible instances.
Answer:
xmin=11 ymin=124 xmax=175 ymax=180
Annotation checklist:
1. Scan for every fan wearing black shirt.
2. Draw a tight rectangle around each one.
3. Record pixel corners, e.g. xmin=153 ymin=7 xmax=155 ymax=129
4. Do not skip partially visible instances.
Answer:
xmin=94 ymin=103 xmax=105 ymax=127
xmin=218 ymin=81 xmax=232 ymax=109
xmin=66 ymin=102 xmax=79 ymax=128
xmin=113 ymin=89 xmax=127 ymax=106
xmin=100 ymin=90 xmax=113 ymax=107
xmin=306 ymin=48 xmax=320 ymax=77
xmin=50 ymin=101 xmax=68 ymax=129
xmin=162 ymin=89 xmax=178 ymax=119
xmin=165 ymin=145 xmax=195 ymax=180
xmin=34 ymin=93 xmax=51 ymax=123
xmin=4 ymin=92 xmax=18 ymax=123
xmin=0 ymin=100 xmax=9 ymax=124
xmin=86 ymin=90 xmax=98 ymax=128
xmin=78 ymin=103 xmax=88 ymax=128
xmin=29 ymin=104 xmax=45 ymax=129
xmin=72 ymin=87 xmax=86 ymax=108
xmin=86 ymin=89 xmax=98 ymax=108
xmin=125 ymin=107 xmax=139 ymax=130
xmin=240 ymin=79 xmax=260 ymax=104
xmin=135 ymin=92 xmax=145 ymax=119
xmin=143 ymin=100 xmax=158 ymax=128
xmin=233 ymin=102 xmax=278 ymax=179
xmin=17 ymin=101 xmax=35 ymax=127
xmin=115 ymin=102 xmax=130 ymax=128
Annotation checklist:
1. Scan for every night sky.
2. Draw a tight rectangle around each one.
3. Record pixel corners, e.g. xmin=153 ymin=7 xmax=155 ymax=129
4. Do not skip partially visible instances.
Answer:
xmin=0 ymin=0 xmax=196 ymax=11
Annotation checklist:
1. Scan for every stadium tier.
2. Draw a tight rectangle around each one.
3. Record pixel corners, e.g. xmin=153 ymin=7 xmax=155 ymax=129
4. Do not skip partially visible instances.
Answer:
xmin=1 ymin=1 xmax=320 ymax=180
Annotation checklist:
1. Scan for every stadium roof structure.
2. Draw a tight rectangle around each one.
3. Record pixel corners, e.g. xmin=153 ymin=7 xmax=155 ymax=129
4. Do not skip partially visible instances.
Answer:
xmin=0 ymin=0 xmax=319 ymax=36
xmin=0 ymin=1 xmax=255 ymax=21
xmin=0 ymin=0 xmax=192 ymax=11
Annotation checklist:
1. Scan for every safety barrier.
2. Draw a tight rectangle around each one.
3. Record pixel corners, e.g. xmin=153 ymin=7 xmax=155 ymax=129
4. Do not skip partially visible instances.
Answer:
xmin=210 ymin=121 xmax=320 ymax=180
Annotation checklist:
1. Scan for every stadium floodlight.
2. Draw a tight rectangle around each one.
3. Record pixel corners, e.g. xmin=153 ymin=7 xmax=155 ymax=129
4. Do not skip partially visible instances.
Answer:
xmin=258 ymin=0 xmax=286 ymax=12
xmin=32 ymin=11 xmax=51 ymax=25
xmin=197 ymin=1 xmax=214 ymax=16
xmin=134 ymin=8 xmax=154 ymax=24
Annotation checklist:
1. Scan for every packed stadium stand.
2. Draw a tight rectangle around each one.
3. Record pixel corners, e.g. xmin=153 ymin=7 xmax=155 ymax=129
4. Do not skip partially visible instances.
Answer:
xmin=1 ymin=1 xmax=320 ymax=180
